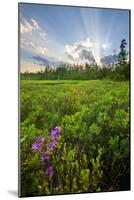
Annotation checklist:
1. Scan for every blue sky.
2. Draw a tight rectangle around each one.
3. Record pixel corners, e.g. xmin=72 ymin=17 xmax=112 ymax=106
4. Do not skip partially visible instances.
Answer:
xmin=19 ymin=3 xmax=129 ymax=72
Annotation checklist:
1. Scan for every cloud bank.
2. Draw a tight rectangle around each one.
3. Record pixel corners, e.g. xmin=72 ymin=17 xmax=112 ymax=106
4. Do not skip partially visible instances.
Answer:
xmin=20 ymin=16 xmax=47 ymax=56
xmin=65 ymin=38 xmax=110 ymax=66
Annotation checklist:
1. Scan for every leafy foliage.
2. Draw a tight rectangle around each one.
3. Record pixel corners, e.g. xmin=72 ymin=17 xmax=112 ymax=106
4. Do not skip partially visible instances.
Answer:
xmin=20 ymin=80 xmax=130 ymax=196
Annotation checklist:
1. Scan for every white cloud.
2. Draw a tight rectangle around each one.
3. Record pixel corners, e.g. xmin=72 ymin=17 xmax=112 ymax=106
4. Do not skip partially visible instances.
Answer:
xmin=65 ymin=38 xmax=93 ymax=58
xmin=65 ymin=38 xmax=94 ymax=63
xmin=20 ymin=16 xmax=48 ymax=56
xmin=36 ymin=46 xmax=47 ymax=55
xmin=20 ymin=38 xmax=34 ymax=48
xmin=31 ymin=18 xmax=40 ymax=30
xmin=102 ymin=44 xmax=107 ymax=50
xmin=21 ymin=38 xmax=47 ymax=55
xmin=29 ymin=42 xmax=36 ymax=47
xmin=20 ymin=18 xmax=41 ymax=34
xmin=65 ymin=44 xmax=78 ymax=56
xmin=65 ymin=38 xmax=105 ymax=66
xmin=81 ymin=38 xmax=93 ymax=48
xmin=39 ymin=32 xmax=47 ymax=38
xmin=20 ymin=22 xmax=32 ymax=34
xmin=20 ymin=19 xmax=33 ymax=34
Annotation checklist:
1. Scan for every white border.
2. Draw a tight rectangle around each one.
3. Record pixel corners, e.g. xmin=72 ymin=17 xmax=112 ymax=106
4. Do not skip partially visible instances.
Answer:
xmin=0 ymin=0 xmax=133 ymax=199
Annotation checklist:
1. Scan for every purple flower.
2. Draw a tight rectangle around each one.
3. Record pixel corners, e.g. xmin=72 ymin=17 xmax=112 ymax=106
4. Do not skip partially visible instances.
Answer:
xmin=48 ymin=140 xmax=56 ymax=150
xmin=32 ymin=142 xmax=41 ymax=150
xmin=51 ymin=127 xmax=61 ymax=140
xmin=45 ymin=166 xmax=54 ymax=177
xmin=36 ymin=135 xmax=44 ymax=143
xmin=51 ymin=129 xmax=57 ymax=138
xmin=32 ymin=135 xmax=45 ymax=151
xmin=41 ymin=151 xmax=50 ymax=161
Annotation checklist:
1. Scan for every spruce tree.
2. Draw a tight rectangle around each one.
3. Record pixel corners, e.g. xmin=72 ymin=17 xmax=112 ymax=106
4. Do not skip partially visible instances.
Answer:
xmin=118 ymin=39 xmax=128 ymax=65
xmin=115 ymin=39 xmax=129 ymax=80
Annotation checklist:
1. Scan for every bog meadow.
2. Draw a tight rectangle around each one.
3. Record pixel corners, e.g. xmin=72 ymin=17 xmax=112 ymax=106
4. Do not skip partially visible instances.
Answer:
xmin=19 ymin=4 xmax=130 ymax=197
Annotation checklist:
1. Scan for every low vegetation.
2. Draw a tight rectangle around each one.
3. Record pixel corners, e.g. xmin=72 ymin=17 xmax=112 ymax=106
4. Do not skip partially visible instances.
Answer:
xmin=20 ymin=80 xmax=130 ymax=196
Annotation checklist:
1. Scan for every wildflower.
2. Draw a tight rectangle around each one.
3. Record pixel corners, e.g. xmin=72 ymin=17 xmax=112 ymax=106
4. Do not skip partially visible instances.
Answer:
xmin=48 ymin=140 xmax=56 ymax=150
xmin=36 ymin=135 xmax=44 ymax=143
xmin=41 ymin=151 xmax=50 ymax=161
xmin=32 ymin=142 xmax=41 ymax=150
xmin=32 ymin=135 xmax=45 ymax=151
xmin=45 ymin=166 xmax=54 ymax=177
xmin=51 ymin=127 xmax=61 ymax=140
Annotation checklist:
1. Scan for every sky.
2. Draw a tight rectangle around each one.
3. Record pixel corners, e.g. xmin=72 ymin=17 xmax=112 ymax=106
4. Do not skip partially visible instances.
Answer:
xmin=19 ymin=3 xmax=130 ymax=72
